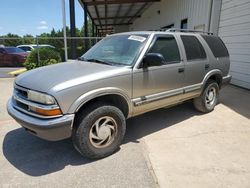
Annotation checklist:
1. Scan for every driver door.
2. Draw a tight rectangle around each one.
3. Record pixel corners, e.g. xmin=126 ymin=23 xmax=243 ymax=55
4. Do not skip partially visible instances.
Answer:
xmin=132 ymin=34 xmax=185 ymax=116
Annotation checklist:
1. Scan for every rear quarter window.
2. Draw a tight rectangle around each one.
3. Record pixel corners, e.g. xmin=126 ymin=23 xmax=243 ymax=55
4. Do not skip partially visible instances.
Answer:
xmin=181 ymin=35 xmax=206 ymax=61
xmin=201 ymin=35 xmax=229 ymax=58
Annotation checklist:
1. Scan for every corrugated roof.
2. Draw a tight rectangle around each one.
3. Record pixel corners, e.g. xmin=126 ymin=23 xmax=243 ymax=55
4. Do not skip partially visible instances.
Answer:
xmin=79 ymin=0 xmax=160 ymax=35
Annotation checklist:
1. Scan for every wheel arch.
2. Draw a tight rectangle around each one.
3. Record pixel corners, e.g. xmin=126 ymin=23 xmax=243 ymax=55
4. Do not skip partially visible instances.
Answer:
xmin=202 ymin=69 xmax=223 ymax=89
xmin=68 ymin=87 xmax=132 ymax=118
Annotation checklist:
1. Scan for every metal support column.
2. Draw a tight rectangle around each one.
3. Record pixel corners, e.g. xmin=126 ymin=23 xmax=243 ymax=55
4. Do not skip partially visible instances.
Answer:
xmin=92 ymin=20 xmax=95 ymax=37
xmin=84 ymin=3 xmax=89 ymax=50
xmin=69 ymin=0 xmax=76 ymax=59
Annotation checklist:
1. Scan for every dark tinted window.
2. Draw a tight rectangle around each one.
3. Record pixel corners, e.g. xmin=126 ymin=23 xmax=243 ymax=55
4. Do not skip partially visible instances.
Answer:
xmin=201 ymin=35 xmax=229 ymax=58
xmin=5 ymin=47 xmax=24 ymax=53
xmin=149 ymin=36 xmax=180 ymax=63
xmin=19 ymin=47 xmax=30 ymax=51
xmin=181 ymin=19 xmax=188 ymax=29
xmin=181 ymin=35 xmax=206 ymax=61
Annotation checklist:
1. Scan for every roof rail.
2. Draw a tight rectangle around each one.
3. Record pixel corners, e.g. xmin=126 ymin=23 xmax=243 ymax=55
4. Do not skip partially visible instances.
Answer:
xmin=166 ymin=28 xmax=213 ymax=35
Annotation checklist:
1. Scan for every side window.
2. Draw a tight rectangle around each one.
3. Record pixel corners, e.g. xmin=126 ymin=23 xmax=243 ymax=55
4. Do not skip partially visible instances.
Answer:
xmin=201 ymin=35 xmax=229 ymax=58
xmin=149 ymin=36 xmax=181 ymax=64
xmin=181 ymin=35 xmax=206 ymax=61
xmin=19 ymin=47 xmax=25 ymax=51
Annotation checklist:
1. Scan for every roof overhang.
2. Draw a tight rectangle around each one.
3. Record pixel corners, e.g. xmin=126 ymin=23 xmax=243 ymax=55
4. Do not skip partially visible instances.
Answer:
xmin=78 ymin=0 xmax=160 ymax=34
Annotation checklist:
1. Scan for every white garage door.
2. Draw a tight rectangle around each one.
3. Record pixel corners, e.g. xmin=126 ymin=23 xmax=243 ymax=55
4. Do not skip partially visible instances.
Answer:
xmin=219 ymin=0 xmax=250 ymax=89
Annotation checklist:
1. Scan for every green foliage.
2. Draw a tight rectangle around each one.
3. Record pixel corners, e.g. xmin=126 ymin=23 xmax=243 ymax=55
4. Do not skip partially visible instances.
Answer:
xmin=23 ymin=34 xmax=35 ymax=44
xmin=24 ymin=48 xmax=61 ymax=70
xmin=0 ymin=20 xmax=98 ymax=60
xmin=1 ymin=33 xmax=22 ymax=46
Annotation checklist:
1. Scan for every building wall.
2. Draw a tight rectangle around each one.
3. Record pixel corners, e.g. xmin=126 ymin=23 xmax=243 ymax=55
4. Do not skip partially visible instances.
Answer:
xmin=130 ymin=0 xmax=250 ymax=89
xmin=130 ymin=0 xmax=212 ymax=32
xmin=218 ymin=0 xmax=250 ymax=89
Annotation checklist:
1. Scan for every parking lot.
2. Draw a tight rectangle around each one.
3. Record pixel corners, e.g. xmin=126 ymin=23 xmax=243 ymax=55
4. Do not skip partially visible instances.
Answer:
xmin=0 ymin=78 xmax=250 ymax=188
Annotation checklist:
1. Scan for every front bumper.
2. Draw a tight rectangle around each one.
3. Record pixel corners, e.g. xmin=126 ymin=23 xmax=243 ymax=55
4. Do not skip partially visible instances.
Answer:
xmin=7 ymin=99 xmax=75 ymax=141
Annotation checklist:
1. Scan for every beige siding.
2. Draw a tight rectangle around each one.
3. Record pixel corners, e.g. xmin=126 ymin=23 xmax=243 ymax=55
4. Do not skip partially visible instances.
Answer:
xmin=219 ymin=0 xmax=250 ymax=89
xmin=130 ymin=0 xmax=211 ymax=31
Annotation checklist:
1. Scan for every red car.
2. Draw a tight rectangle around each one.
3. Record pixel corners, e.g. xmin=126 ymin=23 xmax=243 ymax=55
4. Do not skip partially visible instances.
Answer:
xmin=0 ymin=47 xmax=28 ymax=67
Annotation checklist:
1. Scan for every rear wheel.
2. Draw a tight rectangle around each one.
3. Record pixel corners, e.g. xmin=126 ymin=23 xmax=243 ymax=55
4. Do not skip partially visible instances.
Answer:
xmin=72 ymin=103 xmax=126 ymax=159
xmin=193 ymin=80 xmax=219 ymax=113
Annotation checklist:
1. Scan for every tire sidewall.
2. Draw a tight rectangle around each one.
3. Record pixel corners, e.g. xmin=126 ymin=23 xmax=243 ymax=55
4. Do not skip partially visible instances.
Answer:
xmin=74 ymin=105 xmax=126 ymax=158
xmin=203 ymin=82 xmax=219 ymax=111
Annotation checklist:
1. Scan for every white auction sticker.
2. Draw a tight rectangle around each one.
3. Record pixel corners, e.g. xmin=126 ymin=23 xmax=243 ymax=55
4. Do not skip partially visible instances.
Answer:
xmin=128 ymin=35 xmax=146 ymax=42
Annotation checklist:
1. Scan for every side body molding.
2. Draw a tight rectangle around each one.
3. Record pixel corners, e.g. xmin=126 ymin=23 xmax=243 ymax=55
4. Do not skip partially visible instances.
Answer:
xmin=68 ymin=87 xmax=132 ymax=117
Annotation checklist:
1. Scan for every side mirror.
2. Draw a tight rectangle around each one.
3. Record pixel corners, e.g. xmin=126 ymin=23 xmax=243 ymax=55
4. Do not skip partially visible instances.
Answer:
xmin=142 ymin=53 xmax=165 ymax=68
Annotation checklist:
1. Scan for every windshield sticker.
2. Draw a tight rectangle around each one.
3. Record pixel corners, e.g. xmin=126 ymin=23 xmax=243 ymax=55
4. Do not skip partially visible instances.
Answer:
xmin=128 ymin=35 xmax=146 ymax=42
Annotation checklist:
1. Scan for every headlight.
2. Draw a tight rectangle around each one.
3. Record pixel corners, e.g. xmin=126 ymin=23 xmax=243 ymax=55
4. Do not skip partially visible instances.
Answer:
xmin=27 ymin=90 xmax=55 ymax=105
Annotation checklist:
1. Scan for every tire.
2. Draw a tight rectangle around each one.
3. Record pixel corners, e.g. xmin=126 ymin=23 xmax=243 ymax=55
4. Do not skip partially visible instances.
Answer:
xmin=193 ymin=80 xmax=219 ymax=113
xmin=72 ymin=103 xmax=126 ymax=159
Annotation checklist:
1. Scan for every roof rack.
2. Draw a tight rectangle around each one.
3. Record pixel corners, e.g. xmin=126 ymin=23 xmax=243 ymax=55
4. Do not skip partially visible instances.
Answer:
xmin=166 ymin=28 xmax=213 ymax=35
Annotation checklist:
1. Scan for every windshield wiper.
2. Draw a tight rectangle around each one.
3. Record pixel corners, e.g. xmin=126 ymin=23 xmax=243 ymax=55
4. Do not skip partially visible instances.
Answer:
xmin=86 ymin=58 xmax=114 ymax=66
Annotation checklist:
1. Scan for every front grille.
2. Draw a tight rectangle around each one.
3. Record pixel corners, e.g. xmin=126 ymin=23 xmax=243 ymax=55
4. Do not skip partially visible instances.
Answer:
xmin=13 ymin=85 xmax=30 ymax=111
xmin=15 ymin=86 xmax=28 ymax=99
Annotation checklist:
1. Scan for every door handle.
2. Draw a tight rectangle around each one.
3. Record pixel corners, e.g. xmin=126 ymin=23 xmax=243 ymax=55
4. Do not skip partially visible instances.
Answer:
xmin=205 ymin=64 xmax=210 ymax=70
xmin=178 ymin=68 xmax=185 ymax=73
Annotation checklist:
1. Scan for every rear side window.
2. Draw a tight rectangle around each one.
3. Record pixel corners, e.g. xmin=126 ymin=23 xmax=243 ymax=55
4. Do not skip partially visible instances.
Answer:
xmin=201 ymin=35 xmax=229 ymax=58
xmin=149 ymin=36 xmax=181 ymax=63
xmin=181 ymin=35 xmax=206 ymax=61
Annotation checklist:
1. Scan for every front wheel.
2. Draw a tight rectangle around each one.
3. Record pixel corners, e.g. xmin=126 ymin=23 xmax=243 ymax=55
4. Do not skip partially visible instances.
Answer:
xmin=193 ymin=80 xmax=219 ymax=113
xmin=72 ymin=104 xmax=126 ymax=159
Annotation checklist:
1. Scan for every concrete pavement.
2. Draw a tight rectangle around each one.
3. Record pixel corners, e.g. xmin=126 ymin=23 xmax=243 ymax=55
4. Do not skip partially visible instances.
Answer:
xmin=137 ymin=86 xmax=250 ymax=188
xmin=0 ymin=68 xmax=20 ymax=78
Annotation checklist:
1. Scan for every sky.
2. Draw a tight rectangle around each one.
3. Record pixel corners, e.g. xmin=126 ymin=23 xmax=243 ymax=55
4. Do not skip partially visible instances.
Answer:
xmin=0 ymin=0 xmax=85 ymax=36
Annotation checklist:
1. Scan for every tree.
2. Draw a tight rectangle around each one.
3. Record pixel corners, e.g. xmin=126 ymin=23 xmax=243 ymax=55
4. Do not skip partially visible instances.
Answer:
xmin=1 ymin=33 xmax=22 ymax=47
xmin=23 ymin=34 xmax=35 ymax=44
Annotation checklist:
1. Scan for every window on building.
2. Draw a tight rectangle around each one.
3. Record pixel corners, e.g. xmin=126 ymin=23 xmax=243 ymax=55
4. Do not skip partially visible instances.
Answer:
xmin=149 ymin=35 xmax=181 ymax=64
xmin=181 ymin=19 xmax=188 ymax=29
xmin=162 ymin=24 xmax=175 ymax=29
xmin=201 ymin=35 xmax=229 ymax=58
xmin=181 ymin=35 xmax=206 ymax=61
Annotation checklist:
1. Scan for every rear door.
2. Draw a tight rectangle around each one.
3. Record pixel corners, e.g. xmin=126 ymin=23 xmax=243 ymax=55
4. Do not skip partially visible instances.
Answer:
xmin=179 ymin=35 xmax=208 ymax=98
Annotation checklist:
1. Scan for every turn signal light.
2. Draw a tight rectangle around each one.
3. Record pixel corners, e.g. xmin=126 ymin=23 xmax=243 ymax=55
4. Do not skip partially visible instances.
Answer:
xmin=34 ymin=108 xmax=62 ymax=116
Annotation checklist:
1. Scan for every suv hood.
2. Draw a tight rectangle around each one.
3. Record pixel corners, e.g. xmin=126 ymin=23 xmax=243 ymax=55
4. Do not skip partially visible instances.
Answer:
xmin=15 ymin=61 xmax=130 ymax=93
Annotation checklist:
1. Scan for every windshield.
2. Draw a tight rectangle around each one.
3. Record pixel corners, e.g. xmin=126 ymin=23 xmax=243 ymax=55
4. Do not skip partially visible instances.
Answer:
xmin=5 ymin=47 xmax=25 ymax=53
xmin=81 ymin=34 xmax=148 ymax=66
